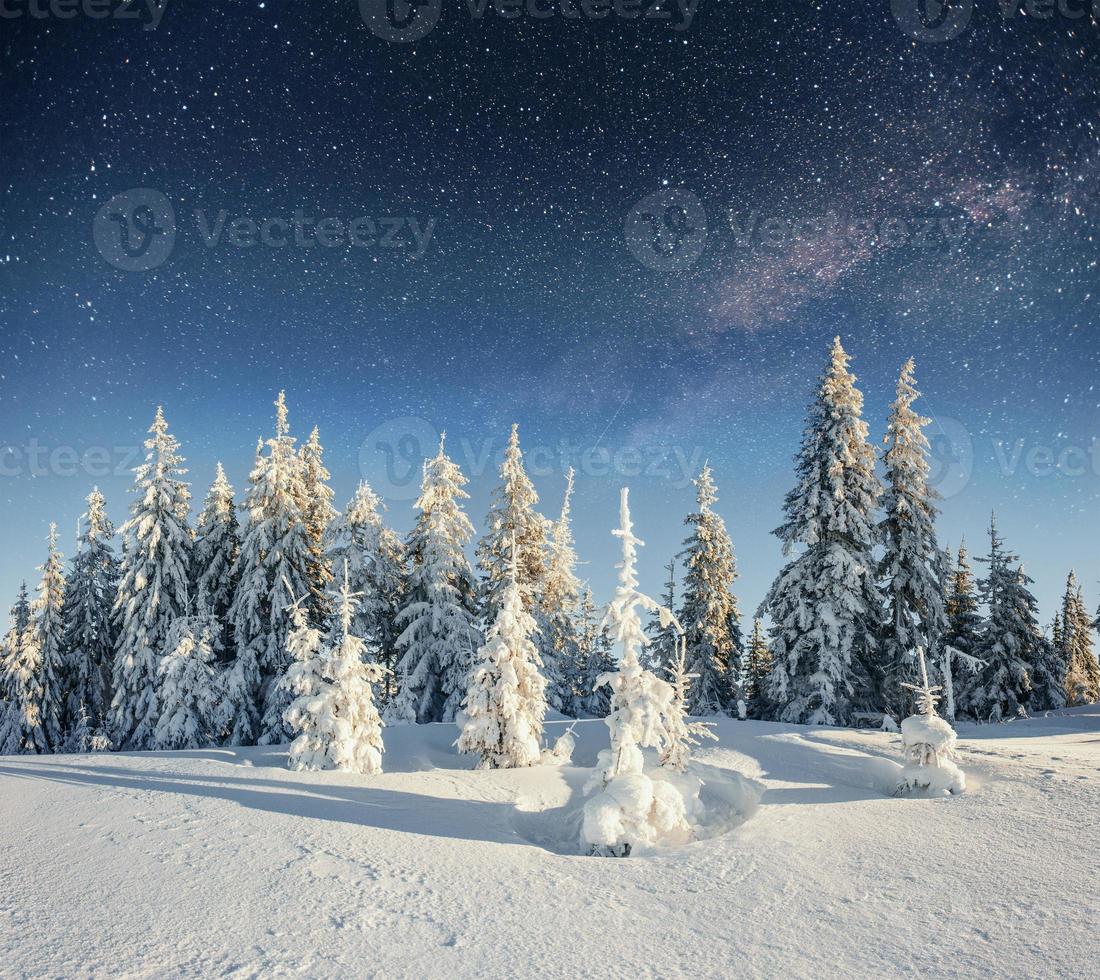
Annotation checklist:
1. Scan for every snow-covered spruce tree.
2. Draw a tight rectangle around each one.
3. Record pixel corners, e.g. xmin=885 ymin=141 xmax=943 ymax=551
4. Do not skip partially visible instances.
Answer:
xmin=538 ymin=467 xmax=583 ymax=714
xmin=961 ymin=517 xmax=1034 ymax=722
xmin=895 ymin=646 xmax=965 ymax=797
xmin=285 ymin=570 xmax=388 ymax=774
xmin=192 ymin=463 xmax=239 ymax=661
xmin=1 ymin=584 xmax=32 ymax=703
xmin=476 ymin=423 xmax=549 ymax=625
xmin=265 ymin=587 xmax=321 ymax=755
xmin=677 ymin=465 xmax=743 ymax=716
xmin=877 ymin=359 xmax=948 ymax=723
xmin=228 ymin=393 xmax=313 ymax=745
xmin=644 ymin=560 xmax=679 ymax=676
xmin=458 ymin=540 xmax=548 ymax=768
xmin=582 ymin=488 xmax=690 ymax=857
xmin=758 ymin=337 xmax=883 ymax=726
xmin=110 ymin=407 xmax=193 ymax=750
xmin=740 ymin=618 xmax=772 ymax=720
xmin=660 ymin=633 xmax=717 ymax=772
xmin=298 ymin=426 xmax=337 ymax=626
xmin=326 ymin=481 xmax=407 ymax=704
xmin=942 ymin=543 xmax=984 ymax=723
xmin=61 ymin=488 xmax=118 ymax=736
xmin=153 ymin=601 xmax=220 ymax=750
xmin=392 ymin=435 xmax=480 ymax=723
xmin=1062 ymin=572 xmax=1100 ymax=706
xmin=576 ymin=586 xmax=613 ymax=718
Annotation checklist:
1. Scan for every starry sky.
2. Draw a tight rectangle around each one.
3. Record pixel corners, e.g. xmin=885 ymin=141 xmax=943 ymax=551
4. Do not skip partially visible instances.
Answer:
xmin=1 ymin=0 xmax=1098 ymax=624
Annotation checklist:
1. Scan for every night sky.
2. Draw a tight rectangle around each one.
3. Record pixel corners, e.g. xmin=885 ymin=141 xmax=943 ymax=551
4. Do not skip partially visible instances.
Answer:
xmin=1 ymin=0 xmax=1098 ymax=623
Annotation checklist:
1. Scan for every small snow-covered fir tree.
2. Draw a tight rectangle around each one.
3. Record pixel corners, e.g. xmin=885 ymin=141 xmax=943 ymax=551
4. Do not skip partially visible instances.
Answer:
xmin=285 ymin=570 xmax=388 ymax=774
xmin=878 ymin=359 xmax=948 ymax=722
xmin=660 ymin=631 xmax=717 ymax=772
xmin=458 ymin=540 xmax=548 ymax=769
xmin=538 ymin=468 xmax=583 ymax=714
xmin=1062 ymin=572 xmax=1100 ymax=706
xmin=326 ymin=481 xmax=407 ymax=703
xmin=61 ymin=488 xmax=118 ymax=735
xmin=266 ymin=585 xmax=323 ymax=756
xmin=644 ymin=560 xmax=678 ymax=676
xmin=895 ymin=646 xmax=965 ymax=797
xmin=582 ymin=489 xmax=690 ymax=857
xmin=759 ymin=337 xmax=883 ymax=726
xmin=228 ymin=393 xmax=313 ymax=745
xmin=740 ymin=618 xmax=773 ymax=720
xmin=476 ymin=424 xmax=549 ymax=624
xmin=110 ymin=407 xmax=193 ymax=750
xmin=1 ymin=584 xmax=32 ymax=706
xmin=961 ymin=517 xmax=1035 ymax=722
xmin=298 ymin=426 xmax=337 ymax=626
xmin=576 ymin=587 xmax=613 ymax=718
xmin=677 ymin=465 xmax=743 ymax=716
xmin=392 ymin=435 xmax=480 ymax=723
xmin=942 ymin=543 xmax=984 ymax=723
xmin=192 ymin=463 xmax=239 ymax=661
xmin=154 ymin=601 xmax=220 ymax=751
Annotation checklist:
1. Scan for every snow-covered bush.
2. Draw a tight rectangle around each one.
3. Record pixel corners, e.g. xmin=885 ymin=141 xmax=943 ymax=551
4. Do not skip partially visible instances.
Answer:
xmin=895 ymin=647 xmax=965 ymax=797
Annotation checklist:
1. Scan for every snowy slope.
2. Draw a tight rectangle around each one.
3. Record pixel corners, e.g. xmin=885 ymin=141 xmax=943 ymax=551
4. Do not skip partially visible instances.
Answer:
xmin=1 ymin=709 xmax=1097 ymax=978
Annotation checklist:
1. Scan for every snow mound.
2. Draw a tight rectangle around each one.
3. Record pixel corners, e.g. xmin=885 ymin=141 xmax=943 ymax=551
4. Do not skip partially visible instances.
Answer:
xmin=900 ymin=713 xmax=956 ymax=751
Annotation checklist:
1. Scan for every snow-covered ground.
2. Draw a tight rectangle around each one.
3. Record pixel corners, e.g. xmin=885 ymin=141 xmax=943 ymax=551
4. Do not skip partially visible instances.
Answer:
xmin=2 ymin=707 xmax=1097 ymax=978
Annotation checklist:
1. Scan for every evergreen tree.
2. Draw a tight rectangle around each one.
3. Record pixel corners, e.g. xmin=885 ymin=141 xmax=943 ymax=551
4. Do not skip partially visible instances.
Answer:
xmin=759 ymin=337 xmax=883 ymax=726
xmin=740 ymin=618 xmax=772 ymax=720
xmin=458 ymin=542 xmax=548 ymax=769
xmin=942 ymin=543 xmax=983 ymax=722
xmin=1062 ymin=572 xmax=1100 ymax=706
xmin=644 ymin=560 xmax=678 ymax=676
xmin=110 ymin=407 xmax=192 ymax=750
xmin=392 ymin=435 xmax=480 ymax=723
xmin=228 ymin=393 xmax=313 ymax=745
xmin=153 ymin=606 xmax=220 ymax=750
xmin=270 ymin=592 xmax=324 ymax=756
xmin=660 ymin=634 xmax=717 ymax=772
xmin=576 ymin=587 xmax=613 ymax=718
xmin=538 ymin=467 xmax=583 ymax=714
xmin=285 ymin=571 xmax=387 ymax=774
xmin=192 ymin=463 xmax=239 ymax=661
xmin=1 ymin=583 xmax=32 ymax=703
xmin=677 ymin=465 xmax=743 ymax=716
xmin=960 ymin=517 xmax=1034 ymax=722
xmin=60 ymin=488 xmax=118 ymax=736
xmin=298 ymin=426 xmax=337 ymax=625
xmin=327 ymin=481 xmax=407 ymax=703
xmin=476 ymin=423 xmax=549 ymax=624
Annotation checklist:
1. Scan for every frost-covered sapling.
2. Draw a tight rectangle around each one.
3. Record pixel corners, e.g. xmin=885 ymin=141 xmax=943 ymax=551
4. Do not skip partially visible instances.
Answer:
xmin=895 ymin=647 xmax=965 ymax=797
xmin=660 ymin=630 xmax=717 ymax=774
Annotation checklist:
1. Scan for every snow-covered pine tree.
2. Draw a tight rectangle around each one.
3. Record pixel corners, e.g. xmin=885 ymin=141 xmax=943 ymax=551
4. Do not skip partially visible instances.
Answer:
xmin=538 ymin=467 xmax=583 ymax=714
xmin=1 ymin=584 xmax=32 ymax=705
xmin=110 ymin=407 xmax=193 ymax=750
xmin=265 ymin=585 xmax=322 ymax=759
xmin=877 ymin=359 xmax=948 ymax=722
xmin=285 ymin=570 xmax=388 ymax=774
xmin=740 ymin=618 xmax=773 ymax=720
xmin=228 ymin=393 xmax=313 ymax=745
xmin=392 ymin=435 xmax=480 ymax=723
xmin=677 ymin=465 xmax=743 ymax=716
xmin=1062 ymin=572 xmax=1100 ymax=706
xmin=153 ymin=601 xmax=220 ymax=750
xmin=894 ymin=646 xmax=965 ymax=797
xmin=326 ymin=481 xmax=407 ymax=704
xmin=476 ymin=424 xmax=549 ymax=625
xmin=458 ymin=540 xmax=548 ymax=768
xmin=576 ymin=587 xmax=613 ymax=718
xmin=961 ymin=516 xmax=1034 ymax=722
xmin=192 ymin=463 xmax=239 ymax=661
xmin=758 ymin=337 xmax=883 ymax=726
xmin=942 ymin=543 xmax=984 ymax=722
xmin=660 ymin=632 xmax=717 ymax=772
xmin=644 ymin=560 xmax=678 ymax=676
xmin=298 ymin=426 xmax=337 ymax=625
xmin=61 ymin=488 xmax=118 ymax=736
